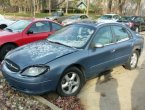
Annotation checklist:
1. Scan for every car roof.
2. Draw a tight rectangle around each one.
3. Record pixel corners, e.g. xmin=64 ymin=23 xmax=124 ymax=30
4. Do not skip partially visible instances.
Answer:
xmin=70 ymin=14 xmax=87 ymax=16
xmin=17 ymin=19 xmax=62 ymax=25
xmin=75 ymin=21 xmax=123 ymax=28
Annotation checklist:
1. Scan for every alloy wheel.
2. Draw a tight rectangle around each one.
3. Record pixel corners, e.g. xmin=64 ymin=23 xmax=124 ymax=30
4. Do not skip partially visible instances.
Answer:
xmin=61 ymin=72 xmax=80 ymax=95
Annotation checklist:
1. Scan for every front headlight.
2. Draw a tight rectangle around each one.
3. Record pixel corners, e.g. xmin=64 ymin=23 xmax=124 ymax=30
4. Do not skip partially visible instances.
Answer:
xmin=21 ymin=65 xmax=49 ymax=77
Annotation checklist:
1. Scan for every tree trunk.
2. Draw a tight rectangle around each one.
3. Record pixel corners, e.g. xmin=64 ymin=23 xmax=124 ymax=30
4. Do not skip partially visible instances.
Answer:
xmin=65 ymin=0 xmax=68 ymax=14
xmin=49 ymin=0 xmax=51 ymax=14
xmin=136 ymin=4 xmax=140 ymax=15
xmin=107 ymin=0 xmax=112 ymax=13
xmin=86 ymin=0 xmax=90 ymax=15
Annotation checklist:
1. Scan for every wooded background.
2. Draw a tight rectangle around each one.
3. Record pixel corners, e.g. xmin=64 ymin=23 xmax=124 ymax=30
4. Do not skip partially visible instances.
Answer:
xmin=0 ymin=0 xmax=144 ymax=16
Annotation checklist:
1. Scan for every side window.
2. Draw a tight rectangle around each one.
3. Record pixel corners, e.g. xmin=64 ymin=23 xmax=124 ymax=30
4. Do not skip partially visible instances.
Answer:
xmin=113 ymin=15 xmax=120 ymax=19
xmin=84 ymin=15 xmax=88 ymax=19
xmin=81 ymin=15 xmax=88 ymax=19
xmin=134 ymin=17 xmax=144 ymax=23
xmin=112 ymin=26 xmax=130 ymax=42
xmin=80 ymin=15 xmax=84 ymax=19
xmin=29 ymin=21 xmax=50 ymax=33
xmin=93 ymin=26 xmax=113 ymax=45
xmin=51 ymin=23 xmax=62 ymax=31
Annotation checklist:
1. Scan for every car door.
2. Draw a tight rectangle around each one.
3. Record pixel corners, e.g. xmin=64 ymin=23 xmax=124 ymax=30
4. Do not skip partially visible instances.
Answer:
xmin=88 ymin=26 xmax=116 ymax=77
xmin=111 ymin=25 xmax=133 ymax=66
xmin=22 ymin=21 xmax=52 ymax=45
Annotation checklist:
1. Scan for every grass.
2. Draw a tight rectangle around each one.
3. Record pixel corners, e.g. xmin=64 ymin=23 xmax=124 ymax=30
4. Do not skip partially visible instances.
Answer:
xmin=0 ymin=12 xmax=100 ymax=20
xmin=2 ymin=12 xmax=49 ymax=18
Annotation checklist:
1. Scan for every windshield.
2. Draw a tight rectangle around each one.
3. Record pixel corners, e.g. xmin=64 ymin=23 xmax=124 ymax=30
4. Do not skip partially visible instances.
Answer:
xmin=100 ymin=15 xmax=113 ymax=20
xmin=118 ymin=16 xmax=132 ymax=22
xmin=69 ymin=15 xmax=80 ymax=19
xmin=4 ymin=20 xmax=32 ymax=32
xmin=47 ymin=24 xmax=95 ymax=48
xmin=52 ymin=12 xmax=62 ymax=16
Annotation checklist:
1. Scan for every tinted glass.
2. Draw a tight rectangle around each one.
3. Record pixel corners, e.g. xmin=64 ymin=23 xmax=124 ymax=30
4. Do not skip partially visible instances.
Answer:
xmin=112 ymin=26 xmax=130 ymax=42
xmin=134 ymin=17 xmax=144 ymax=23
xmin=94 ymin=26 xmax=113 ymax=45
xmin=29 ymin=21 xmax=50 ymax=33
xmin=100 ymin=15 xmax=113 ymax=19
xmin=52 ymin=22 xmax=62 ymax=31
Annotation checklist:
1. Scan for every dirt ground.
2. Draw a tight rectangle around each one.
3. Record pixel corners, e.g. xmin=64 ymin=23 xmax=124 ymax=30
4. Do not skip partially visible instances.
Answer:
xmin=78 ymin=32 xmax=145 ymax=110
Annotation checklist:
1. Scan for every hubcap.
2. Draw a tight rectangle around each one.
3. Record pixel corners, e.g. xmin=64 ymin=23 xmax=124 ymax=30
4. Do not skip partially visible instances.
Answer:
xmin=61 ymin=72 xmax=80 ymax=95
xmin=130 ymin=53 xmax=137 ymax=68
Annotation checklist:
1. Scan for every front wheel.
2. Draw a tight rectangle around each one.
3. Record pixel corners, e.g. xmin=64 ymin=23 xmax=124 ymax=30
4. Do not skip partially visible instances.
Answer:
xmin=57 ymin=67 xmax=84 ymax=96
xmin=124 ymin=51 xmax=139 ymax=70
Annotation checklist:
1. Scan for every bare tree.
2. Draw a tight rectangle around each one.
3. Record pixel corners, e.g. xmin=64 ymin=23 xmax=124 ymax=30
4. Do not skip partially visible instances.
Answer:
xmin=65 ymin=0 xmax=68 ymax=14
xmin=134 ymin=0 xmax=141 ymax=15
xmin=86 ymin=0 xmax=90 ymax=15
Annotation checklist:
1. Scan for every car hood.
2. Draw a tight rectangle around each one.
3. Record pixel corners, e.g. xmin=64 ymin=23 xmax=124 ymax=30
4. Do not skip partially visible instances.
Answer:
xmin=5 ymin=40 xmax=77 ymax=69
xmin=97 ymin=19 xmax=117 ymax=23
xmin=0 ymin=19 xmax=15 ymax=25
xmin=0 ymin=30 xmax=19 ymax=37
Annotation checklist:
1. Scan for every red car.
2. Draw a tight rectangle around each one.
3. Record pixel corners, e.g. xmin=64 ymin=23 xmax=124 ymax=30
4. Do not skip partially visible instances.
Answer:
xmin=0 ymin=19 xmax=62 ymax=60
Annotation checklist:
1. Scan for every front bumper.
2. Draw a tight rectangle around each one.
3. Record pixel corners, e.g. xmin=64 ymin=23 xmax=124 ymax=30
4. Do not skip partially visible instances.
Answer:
xmin=1 ymin=62 xmax=56 ymax=95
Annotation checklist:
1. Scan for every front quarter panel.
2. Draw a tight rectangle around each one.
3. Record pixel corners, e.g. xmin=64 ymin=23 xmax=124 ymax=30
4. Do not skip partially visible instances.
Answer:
xmin=45 ymin=49 xmax=90 ymax=83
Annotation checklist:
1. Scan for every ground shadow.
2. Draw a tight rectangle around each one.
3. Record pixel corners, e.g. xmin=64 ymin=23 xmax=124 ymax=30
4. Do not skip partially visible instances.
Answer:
xmin=96 ymin=70 xmax=120 ymax=110
xmin=131 ymin=60 xmax=145 ymax=110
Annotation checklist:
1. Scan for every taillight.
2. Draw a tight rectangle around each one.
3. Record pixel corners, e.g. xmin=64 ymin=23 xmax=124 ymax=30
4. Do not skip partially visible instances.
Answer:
xmin=128 ymin=22 xmax=134 ymax=28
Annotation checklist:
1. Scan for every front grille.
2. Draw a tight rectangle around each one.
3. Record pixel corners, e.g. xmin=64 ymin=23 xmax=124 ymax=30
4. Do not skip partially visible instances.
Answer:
xmin=5 ymin=59 xmax=20 ymax=72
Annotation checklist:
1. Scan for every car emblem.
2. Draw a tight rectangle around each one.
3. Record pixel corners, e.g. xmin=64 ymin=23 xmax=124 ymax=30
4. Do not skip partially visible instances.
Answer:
xmin=5 ymin=60 xmax=19 ymax=71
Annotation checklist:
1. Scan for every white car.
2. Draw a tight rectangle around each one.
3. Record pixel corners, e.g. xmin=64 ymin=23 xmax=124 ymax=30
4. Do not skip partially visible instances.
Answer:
xmin=97 ymin=14 xmax=120 ymax=23
xmin=0 ymin=14 xmax=15 ymax=29
xmin=62 ymin=14 xmax=88 ymax=25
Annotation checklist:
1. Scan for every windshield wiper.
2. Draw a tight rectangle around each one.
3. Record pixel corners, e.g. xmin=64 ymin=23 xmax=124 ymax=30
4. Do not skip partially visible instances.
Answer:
xmin=5 ymin=28 xmax=13 ymax=32
xmin=48 ymin=40 xmax=76 ymax=49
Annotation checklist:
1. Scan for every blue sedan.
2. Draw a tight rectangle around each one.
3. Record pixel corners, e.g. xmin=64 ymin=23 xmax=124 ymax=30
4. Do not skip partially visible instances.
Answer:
xmin=1 ymin=22 xmax=144 ymax=96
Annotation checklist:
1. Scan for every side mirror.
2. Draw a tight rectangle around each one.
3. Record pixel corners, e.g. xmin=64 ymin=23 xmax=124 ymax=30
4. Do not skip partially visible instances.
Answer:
xmin=94 ymin=43 xmax=104 ymax=48
xmin=27 ymin=30 xmax=33 ymax=34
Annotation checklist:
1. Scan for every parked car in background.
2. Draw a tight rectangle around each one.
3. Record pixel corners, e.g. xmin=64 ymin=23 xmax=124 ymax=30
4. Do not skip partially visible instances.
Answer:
xmin=117 ymin=16 xmax=145 ymax=32
xmin=0 ymin=14 xmax=15 ymax=29
xmin=46 ymin=11 xmax=64 ymax=22
xmin=97 ymin=14 xmax=120 ymax=23
xmin=0 ymin=19 xmax=62 ymax=60
xmin=62 ymin=14 xmax=88 ymax=25
xmin=1 ymin=22 xmax=144 ymax=96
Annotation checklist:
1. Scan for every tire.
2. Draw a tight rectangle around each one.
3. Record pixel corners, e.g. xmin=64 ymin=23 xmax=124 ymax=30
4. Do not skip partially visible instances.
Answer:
xmin=0 ymin=44 xmax=16 ymax=61
xmin=57 ymin=67 xmax=84 ymax=96
xmin=0 ymin=24 xmax=7 ymax=30
xmin=124 ymin=50 xmax=139 ymax=70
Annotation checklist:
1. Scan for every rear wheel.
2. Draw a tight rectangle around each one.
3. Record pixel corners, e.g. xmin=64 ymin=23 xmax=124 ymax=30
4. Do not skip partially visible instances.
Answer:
xmin=0 ymin=44 xmax=17 ymax=61
xmin=57 ymin=67 xmax=84 ymax=96
xmin=124 ymin=51 xmax=139 ymax=70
